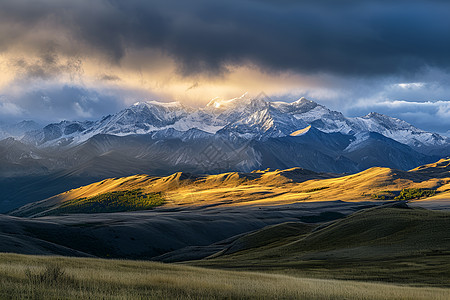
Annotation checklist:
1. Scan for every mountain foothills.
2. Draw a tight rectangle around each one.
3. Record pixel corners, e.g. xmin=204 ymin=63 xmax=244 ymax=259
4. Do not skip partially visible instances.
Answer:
xmin=10 ymin=158 xmax=450 ymax=218
xmin=1 ymin=159 xmax=449 ymax=283
xmin=1 ymin=94 xmax=450 ymax=211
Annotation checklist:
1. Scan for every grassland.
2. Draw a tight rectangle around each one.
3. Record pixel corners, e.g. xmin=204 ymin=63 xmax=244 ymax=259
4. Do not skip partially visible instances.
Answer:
xmin=11 ymin=158 xmax=450 ymax=217
xmin=0 ymin=253 xmax=449 ymax=300
xmin=2 ymin=159 xmax=449 ymax=298
xmin=191 ymin=206 xmax=450 ymax=287
xmin=371 ymin=188 xmax=438 ymax=201
xmin=2 ymin=206 xmax=448 ymax=299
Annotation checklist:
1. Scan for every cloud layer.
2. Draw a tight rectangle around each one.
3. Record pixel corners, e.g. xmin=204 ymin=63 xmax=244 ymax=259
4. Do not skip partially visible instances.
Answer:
xmin=0 ymin=0 xmax=449 ymax=134
xmin=3 ymin=0 xmax=450 ymax=76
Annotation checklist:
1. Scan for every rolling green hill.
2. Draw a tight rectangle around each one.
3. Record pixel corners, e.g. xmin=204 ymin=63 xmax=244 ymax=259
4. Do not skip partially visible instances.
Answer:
xmin=190 ymin=205 xmax=450 ymax=286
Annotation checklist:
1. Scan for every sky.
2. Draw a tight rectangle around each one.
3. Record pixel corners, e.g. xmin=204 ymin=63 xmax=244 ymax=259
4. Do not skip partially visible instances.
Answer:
xmin=0 ymin=0 xmax=450 ymax=135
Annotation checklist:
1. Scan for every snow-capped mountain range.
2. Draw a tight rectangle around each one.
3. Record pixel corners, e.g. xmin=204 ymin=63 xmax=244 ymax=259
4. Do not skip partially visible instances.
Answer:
xmin=0 ymin=121 xmax=41 ymax=141
xmin=2 ymin=94 xmax=448 ymax=212
xmin=0 ymin=93 xmax=449 ymax=183
xmin=18 ymin=93 xmax=448 ymax=153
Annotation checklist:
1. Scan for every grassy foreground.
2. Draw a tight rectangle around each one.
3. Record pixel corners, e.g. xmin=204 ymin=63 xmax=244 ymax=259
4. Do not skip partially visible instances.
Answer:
xmin=0 ymin=253 xmax=449 ymax=299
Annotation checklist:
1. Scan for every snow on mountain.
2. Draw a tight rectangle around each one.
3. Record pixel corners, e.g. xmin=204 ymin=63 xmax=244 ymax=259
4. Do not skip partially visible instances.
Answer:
xmin=218 ymin=105 xmax=307 ymax=139
xmin=279 ymin=99 xmax=354 ymax=134
xmin=170 ymin=110 xmax=225 ymax=134
xmin=23 ymin=101 xmax=222 ymax=147
xmin=206 ymin=92 xmax=252 ymax=110
xmin=94 ymin=101 xmax=188 ymax=132
xmin=275 ymin=98 xmax=448 ymax=149
xmin=0 ymin=121 xmax=42 ymax=140
xmin=206 ymin=93 xmax=272 ymax=128
xmin=19 ymin=94 xmax=450 ymax=154
xmin=343 ymin=132 xmax=372 ymax=152
xmin=22 ymin=120 xmax=94 ymax=147
xmin=349 ymin=112 xmax=448 ymax=149
xmin=90 ymin=101 xmax=228 ymax=137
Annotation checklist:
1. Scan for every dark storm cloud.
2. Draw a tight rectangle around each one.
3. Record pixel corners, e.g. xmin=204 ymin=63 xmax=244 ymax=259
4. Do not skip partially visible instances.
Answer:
xmin=1 ymin=0 xmax=450 ymax=135
xmin=2 ymin=0 xmax=450 ymax=77
xmin=12 ymin=45 xmax=83 ymax=80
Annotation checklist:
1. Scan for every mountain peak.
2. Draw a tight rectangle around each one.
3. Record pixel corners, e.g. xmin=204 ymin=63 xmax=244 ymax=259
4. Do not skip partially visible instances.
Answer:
xmin=362 ymin=112 xmax=407 ymax=124
xmin=14 ymin=94 xmax=449 ymax=153
xmin=292 ymin=97 xmax=314 ymax=105
xmin=360 ymin=111 xmax=411 ymax=128
xmin=132 ymin=100 xmax=183 ymax=110
xmin=206 ymin=92 xmax=253 ymax=110
xmin=364 ymin=112 xmax=389 ymax=119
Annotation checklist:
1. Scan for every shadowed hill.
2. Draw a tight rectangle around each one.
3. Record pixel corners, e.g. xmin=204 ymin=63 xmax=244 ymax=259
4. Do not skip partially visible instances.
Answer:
xmin=0 ymin=201 xmax=372 ymax=259
xmin=189 ymin=205 xmax=450 ymax=286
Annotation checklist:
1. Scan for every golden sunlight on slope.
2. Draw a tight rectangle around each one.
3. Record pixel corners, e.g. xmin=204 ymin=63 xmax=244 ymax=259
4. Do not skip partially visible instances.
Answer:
xmin=13 ymin=158 xmax=449 ymax=217
xmin=410 ymin=157 xmax=450 ymax=171
xmin=290 ymin=125 xmax=311 ymax=136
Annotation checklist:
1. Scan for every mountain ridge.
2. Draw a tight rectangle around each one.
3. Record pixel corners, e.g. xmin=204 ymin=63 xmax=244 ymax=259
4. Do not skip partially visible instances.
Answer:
xmin=0 ymin=95 xmax=448 ymax=213
xmin=14 ymin=95 xmax=449 ymax=153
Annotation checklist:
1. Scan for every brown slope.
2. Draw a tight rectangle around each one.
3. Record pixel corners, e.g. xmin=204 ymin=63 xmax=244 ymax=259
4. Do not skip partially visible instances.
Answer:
xmin=10 ymin=158 xmax=450 ymax=217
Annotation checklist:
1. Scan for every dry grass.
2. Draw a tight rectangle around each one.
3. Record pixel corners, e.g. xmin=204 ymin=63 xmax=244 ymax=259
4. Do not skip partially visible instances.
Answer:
xmin=0 ymin=253 xmax=449 ymax=299
xmin=12 ymin=158 xmax=450 ymax=217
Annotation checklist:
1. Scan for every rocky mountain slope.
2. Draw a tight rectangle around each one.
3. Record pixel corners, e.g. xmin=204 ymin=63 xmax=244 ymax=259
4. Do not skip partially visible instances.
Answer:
xmin=0 ymin=95 xmax=446 ymax=178
xmin=18 ymin=94 xmax=450 ymax=152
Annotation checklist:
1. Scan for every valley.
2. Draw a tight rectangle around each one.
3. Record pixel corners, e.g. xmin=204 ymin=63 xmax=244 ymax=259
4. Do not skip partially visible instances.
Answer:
xmin=0 ymin=159 xmax=448 ymax=267
xmin=1 ymin=99 xmax=449 ymax=299
xmin=0 ymin=157 xmax=449 ymax=299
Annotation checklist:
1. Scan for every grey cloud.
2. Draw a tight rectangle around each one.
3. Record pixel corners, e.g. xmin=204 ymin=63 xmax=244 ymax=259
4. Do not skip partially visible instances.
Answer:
xmin=0 ymin=85 xmax=125 ymax=123
xmin=1 ymin=0 xmax=450 ymax=135
xmin=2 ymin=0 xmax=450 ymax=77
xmin=11 ymin=45 xmax=83 ymax=80
xmin=330 ymin=73 xmax=450 ymax=134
